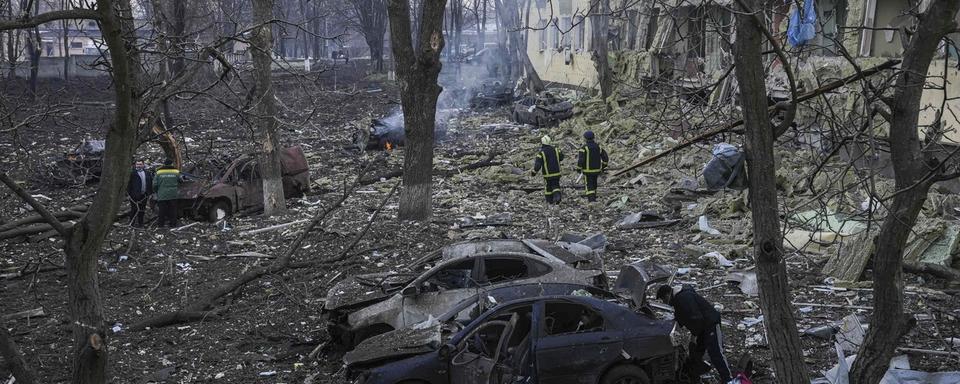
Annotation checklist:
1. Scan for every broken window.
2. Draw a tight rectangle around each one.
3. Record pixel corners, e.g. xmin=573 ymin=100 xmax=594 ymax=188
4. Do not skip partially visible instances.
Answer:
xmin=483 ymin=257 xmax=530 ymax=284
xmin=544 ymin=302 xmax=604 ymax=335
xmin=644 ymin=8 xmax=660 ymax=50
xmin=460 ymin=305 xmax=533 ymax=365
xmin=552 ymin=18 xmax=561 ymax=50
xmin=423 ymin=259 xmax=477 ymax=291
xmin=626 ymin=10 xmax=639 ymax=50
xmin=238 ymin=161 xmax=260 ymax=182
xmin=559 ymin=16 xmax=572 ymax=49
xmin=539 ymin=18 xmax=549 ymax=51
xmin=574 ymin=15 xmax=585 ymax=50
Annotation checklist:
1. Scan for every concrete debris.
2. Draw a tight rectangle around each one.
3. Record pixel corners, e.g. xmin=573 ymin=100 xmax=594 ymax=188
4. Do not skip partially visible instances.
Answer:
xmin=836 ymin=314 xmax=867 ymax=353
xmin=617 ymin=211 xmax=680 ymax=229
xmin=700 ymin=251 xmax=735 ymax=268
xmin=698 ymin=215 xmax=722 ymax=236
xmin=725 ymin=271 xmax=758 ymax=296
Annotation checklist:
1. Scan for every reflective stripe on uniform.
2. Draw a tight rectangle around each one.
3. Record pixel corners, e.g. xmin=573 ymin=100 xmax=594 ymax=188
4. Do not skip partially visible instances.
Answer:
xmin=582 ymin=146 xmax=601 ymax=173
xmin=541 ymin=148 xmax=561 ymax=178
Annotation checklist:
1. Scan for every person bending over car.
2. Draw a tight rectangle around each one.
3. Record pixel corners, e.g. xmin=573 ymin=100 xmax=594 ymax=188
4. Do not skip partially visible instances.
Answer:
xmin=657 ymin=284 xmax=732 ymax=383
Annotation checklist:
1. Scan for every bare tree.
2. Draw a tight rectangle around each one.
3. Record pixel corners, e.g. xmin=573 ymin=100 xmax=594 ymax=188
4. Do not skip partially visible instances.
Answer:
xmin=731 ymin=0 xmax=809 ymax=382
xmin=387 ymin=0 xmax=446 ymax=220
xmin=494 ymin=0 xmax=541 ymax=93
xmin=251 ymin=0 xmax=287 ymax=216
xmin=349 ymin=0 xmax=387 ymax=71
xmin=849 ymin=1 xmax=960 ymax=383
xmin=1 ymin=0 xmax=143 ymax=381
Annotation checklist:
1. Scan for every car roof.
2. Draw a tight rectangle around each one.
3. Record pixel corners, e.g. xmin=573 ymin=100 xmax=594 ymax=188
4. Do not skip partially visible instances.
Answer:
xmin=435 ymin=283 xmax=620 ymax=322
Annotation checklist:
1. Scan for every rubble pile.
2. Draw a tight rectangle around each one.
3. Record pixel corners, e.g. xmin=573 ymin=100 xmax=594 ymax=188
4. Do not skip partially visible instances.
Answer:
xmin=1 ymin=64 xmax=958 ymax=383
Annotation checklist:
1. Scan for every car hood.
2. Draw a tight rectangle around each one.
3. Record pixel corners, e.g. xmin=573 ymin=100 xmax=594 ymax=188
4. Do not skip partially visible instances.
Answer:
xmin=325 ymin=272 xmax=418 ymax=311
xmin=343 ymin=323 xmax=442 ymax=367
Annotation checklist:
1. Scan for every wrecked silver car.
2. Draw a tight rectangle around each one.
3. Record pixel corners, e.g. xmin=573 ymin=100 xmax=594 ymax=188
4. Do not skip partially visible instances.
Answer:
xmin=325 ymin=239 xmax=607 ymax=347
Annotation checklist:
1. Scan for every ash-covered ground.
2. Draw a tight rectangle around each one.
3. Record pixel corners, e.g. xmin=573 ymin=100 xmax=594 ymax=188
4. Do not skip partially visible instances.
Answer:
xmin=1 ymin=62 xmax=958 ymax=383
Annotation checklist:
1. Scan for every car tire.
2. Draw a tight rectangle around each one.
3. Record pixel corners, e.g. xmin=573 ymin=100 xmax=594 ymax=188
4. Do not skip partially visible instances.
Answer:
xmin=206 ymin=200 xmax=231 ymax=222
xmin=601 ymin=364 xmax=651 ymax=384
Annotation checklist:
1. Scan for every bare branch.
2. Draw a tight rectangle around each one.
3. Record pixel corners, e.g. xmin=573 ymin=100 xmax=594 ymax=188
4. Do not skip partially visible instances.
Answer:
xmin=0 ymin=9 xmax=100 ymax=32
xmin=0 ymin=172 xmax=69 ymax=237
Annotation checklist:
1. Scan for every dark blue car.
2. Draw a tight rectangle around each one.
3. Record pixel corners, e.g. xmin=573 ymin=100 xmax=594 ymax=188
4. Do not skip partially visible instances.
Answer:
xmin=352 ymin=294 xmax=680 ymax=384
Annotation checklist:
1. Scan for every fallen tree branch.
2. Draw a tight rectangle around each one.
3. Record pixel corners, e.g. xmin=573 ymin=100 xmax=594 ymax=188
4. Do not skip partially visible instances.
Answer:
xmin=238 ymin=219 xmax=310 ymax=236
xmin=0 ymin=173 xmax=69 ymax=237
xmin=903 ymin=261 xmax=960 ymax=281
xmin=130 ymin=166 xmax=370 ymax=331
xmin=0 ymin=326 xmax=37 ymax=384
xmin=1 ymin=308 xmax=46 ymax=322
xmin=612 ymin=59 xmax=902 ymax=178
xmin=0 ymin=204 xmax=88 ymax=232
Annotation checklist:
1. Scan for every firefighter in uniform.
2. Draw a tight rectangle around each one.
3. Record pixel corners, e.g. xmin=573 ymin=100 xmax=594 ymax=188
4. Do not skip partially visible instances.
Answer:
xmin=577 ymin=130 xmax=608 ymax=202
xmin=532 ymin=135 xmax=564 ymax=204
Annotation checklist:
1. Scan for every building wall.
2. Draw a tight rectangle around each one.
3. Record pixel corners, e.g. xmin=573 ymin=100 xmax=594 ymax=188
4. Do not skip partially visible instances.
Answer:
xmin=525 ymin=0 xmax=598 ymax=88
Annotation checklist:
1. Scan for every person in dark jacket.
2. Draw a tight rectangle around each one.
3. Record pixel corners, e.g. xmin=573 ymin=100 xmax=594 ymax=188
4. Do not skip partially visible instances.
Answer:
xmin=657 ymin=284 xmax=732 ymax=383
xmin=531 ymin=135 xmax=564 ymax=204
xmin=576 ymin=130 xmax=608 ymax=202
xmin=153 ymin=159 xmax=180 ymax=227
xmin=127 ymin=160 xmax=153 ymax=227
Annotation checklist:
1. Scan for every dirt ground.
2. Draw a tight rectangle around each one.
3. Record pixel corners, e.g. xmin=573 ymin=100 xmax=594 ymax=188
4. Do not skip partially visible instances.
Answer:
xmin=1 ymin=62 xmax=958 ymax=383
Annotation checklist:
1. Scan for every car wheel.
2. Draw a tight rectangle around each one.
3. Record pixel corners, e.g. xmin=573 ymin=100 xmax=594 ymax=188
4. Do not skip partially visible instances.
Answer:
xmin=207 ymin=200 xmax=231 ymax=222
xmin=601 ymin=364 xmax=651 ymax=384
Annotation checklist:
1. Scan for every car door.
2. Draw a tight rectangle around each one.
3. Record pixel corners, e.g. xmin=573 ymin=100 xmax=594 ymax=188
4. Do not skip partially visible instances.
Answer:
xmin=535 ymin=301 xmax=623 ymax=383
xmin=237 ymin=161 xmax=263 ymax=209
xmin=449 ymin=304 xmax=533 ymax=384
xmin=400 ymin=259 xmax=483 ymax=327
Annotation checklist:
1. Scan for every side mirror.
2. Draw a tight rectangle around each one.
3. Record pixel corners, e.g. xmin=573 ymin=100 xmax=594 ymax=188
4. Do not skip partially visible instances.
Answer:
xmin=401 ymin=285 xmax=419 ymax=298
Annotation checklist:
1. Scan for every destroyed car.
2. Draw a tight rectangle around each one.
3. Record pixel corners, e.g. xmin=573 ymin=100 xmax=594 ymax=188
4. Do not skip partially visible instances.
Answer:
xmin=344 ymin=283 xmax=623 ymax=370
xmin=469 ymin=81 xmax=514 ymax=108
xmin=56 ymin=139 xmax=106 ymax=181
xmin=512 ymin=92 xmax=574 ymax=127
xmin=177 ymin=146 xmax=311 ymax=221
xmin=325 ymin=240 xmax=607 ymax=347
xmin=349 ymin=294 xmax=681 ymax=384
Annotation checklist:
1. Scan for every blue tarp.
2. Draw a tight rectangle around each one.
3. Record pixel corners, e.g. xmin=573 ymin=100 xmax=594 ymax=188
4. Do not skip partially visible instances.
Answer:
xmin=787 ymin=0 xmax=817 ymax=46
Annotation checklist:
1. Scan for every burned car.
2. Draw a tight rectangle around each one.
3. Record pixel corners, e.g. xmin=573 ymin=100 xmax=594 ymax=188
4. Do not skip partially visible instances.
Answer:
xmin=177 ymin=146 xmax=311 ymax=221
xmin=469 ymin=81 xmax=514 ymax=108
xmin=350 ymin=294 xmax=681 ymax=384
xmin=325 ymin=239 xmax=607 ymax=347
xmin=512 ymin=92 xmax=574 ymax=127
xmin=55 ymin=139 xmax=106 ymax=181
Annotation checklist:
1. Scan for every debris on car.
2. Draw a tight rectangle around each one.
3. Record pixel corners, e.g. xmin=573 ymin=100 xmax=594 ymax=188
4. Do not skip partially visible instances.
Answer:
xmin=349 ymin=294 xmax=681 ymax=384
xmin=343 ymin=283 xmax=621 ymax=370
xmin=469 ymin=81 xmax=513 ymax=108
xmin=512 ymin=92 xmax=574 ymax=127
xmin=324 ymin=239 xmax=608 ymax=348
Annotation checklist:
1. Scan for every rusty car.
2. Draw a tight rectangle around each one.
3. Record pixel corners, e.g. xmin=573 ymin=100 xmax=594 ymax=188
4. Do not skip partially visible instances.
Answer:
xmin=325 ymin=239 xmax=607 ymax=347
xmin=176 ymin=146 xmax=311 ymax=221
xmin=512 ymin=92 xmax=574 ymax=127
xmin=349 ymin=294 xmax=681 ymax=384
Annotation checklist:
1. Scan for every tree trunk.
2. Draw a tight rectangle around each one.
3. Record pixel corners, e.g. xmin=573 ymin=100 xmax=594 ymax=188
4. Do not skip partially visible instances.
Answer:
xmin=850 ymin=2 xmax=960 ymax=383
xmin=169 ymin=0 xmax=186 ymax=76
xmin=0 ymin=326 xmax=37 ymax=384
xmin=732 ymin=0 xmax=810 ymax=383
xmin=477 ymin=0 xmax=486 ymax=52
xmin=495 ymin=0 xmax=542 ymax=94
xmin=251 ymin=0 xmax=286 ymax=217
xmin=60 ymin=0 xmax=144 ymax=382
xmin=387 ymin=0 xmax=446 ymax=221
xmin=589 ymin=0 xmax=611 ymax=103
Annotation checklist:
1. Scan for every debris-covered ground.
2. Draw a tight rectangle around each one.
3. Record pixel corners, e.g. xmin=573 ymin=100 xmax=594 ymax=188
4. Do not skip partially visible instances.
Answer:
xmin=2 ymin=62 xmax=959 ymax=383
